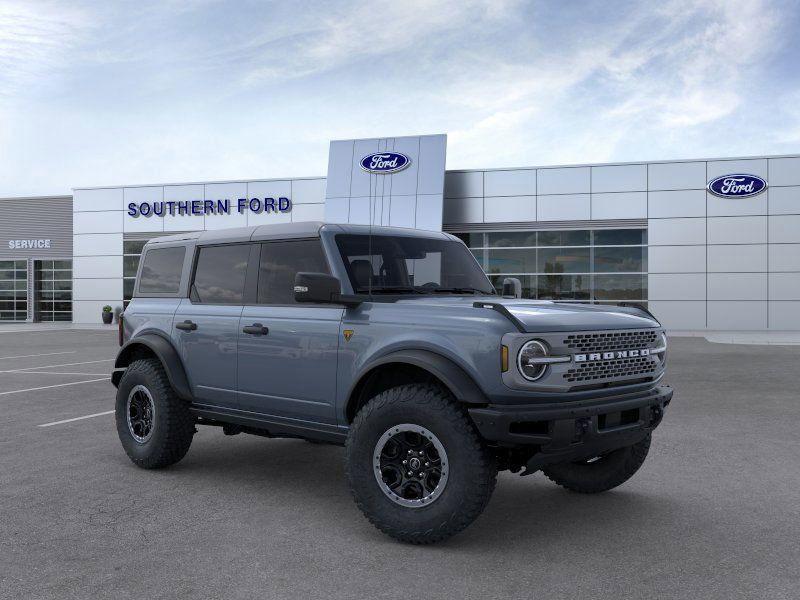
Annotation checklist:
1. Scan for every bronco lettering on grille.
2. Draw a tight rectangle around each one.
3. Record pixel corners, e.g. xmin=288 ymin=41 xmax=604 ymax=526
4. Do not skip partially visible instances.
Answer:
xmin=574 ymin=348 xmax=651 ymax=362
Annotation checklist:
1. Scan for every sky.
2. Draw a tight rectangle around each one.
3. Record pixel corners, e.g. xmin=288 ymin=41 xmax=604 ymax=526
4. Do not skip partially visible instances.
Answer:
xmin=0 ymin=0 xmax=799 ymax=197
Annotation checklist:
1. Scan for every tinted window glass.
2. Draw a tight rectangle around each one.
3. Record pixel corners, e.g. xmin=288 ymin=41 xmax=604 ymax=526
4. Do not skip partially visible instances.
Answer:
xmin=192 ymin=244 xmax=250 ymax=304
xmin=538 ymin=230 xmax=590 ymax=246
xmin=594 ymin=229 xmax=646 ymax=245
xmin=538 ymin=248 xmax=590 ymax=273
xmin=335 ymin=234 xmax=494 ymax=295
xmin=258 ymin=240 xmax=329 ymax=304
xmin=138 ymin=247 xmax=185 ymax=294
xmin=486 ymin=232 xmax=537 ymax=247
xmin=593 ymin=247 xmax=646 ymax=272
xmin=486 ymin=249 xmax=536 ymax=273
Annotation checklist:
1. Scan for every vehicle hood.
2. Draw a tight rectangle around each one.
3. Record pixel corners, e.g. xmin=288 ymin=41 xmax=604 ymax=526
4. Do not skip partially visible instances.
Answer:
xmin=395 ymin=296 xmax=660 ymax=332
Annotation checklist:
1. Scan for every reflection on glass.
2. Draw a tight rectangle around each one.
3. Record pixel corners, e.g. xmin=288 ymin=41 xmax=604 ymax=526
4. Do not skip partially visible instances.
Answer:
xmin=593 ymin=275 xmax=646 ymax=300
xmin=594 ymin=229 xmax=646 ymax=246
xmin=538 ymin=230 xmax=590 ymax=246
xmin=538 ymin=274 xmax=590 ymax=300
xmin=486 ymin=232 xmax=537 ymax=247
xmin=538 ymin=248 xmax=589 ymax=273
xmin=486 ymin=249 xmax=536 ymax=274
xmin=593 ymin=247 xmax=646 ymax=272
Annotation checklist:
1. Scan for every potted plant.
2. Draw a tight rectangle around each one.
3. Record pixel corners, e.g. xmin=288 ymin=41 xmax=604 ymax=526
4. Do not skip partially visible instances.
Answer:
xmin=102 ymin=305 xmax=113 ymax=324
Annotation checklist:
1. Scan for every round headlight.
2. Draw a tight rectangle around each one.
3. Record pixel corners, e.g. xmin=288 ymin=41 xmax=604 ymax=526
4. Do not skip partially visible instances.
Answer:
xmin=517 ymin=340 xmax=549 ymax=381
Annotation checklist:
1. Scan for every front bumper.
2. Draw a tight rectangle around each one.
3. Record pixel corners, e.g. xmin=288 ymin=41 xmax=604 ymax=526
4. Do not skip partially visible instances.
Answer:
xmin=468 ymin=384 xmax=673 ymax=471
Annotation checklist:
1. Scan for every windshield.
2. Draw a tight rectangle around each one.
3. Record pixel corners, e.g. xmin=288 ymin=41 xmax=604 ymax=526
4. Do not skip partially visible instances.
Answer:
xmin=335 ymin=234 xmax=495 ymax=295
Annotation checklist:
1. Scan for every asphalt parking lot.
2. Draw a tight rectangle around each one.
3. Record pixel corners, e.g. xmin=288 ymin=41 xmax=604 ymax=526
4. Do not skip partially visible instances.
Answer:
xmin=1 ymin=329 xmax=798 ymax=599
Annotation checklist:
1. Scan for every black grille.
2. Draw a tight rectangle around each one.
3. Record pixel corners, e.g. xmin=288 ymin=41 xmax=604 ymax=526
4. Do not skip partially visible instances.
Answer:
xmin=563 ymin=330 xmax=659 ymax=353
xmin=564 ymin=356 xmax=656 ymax=383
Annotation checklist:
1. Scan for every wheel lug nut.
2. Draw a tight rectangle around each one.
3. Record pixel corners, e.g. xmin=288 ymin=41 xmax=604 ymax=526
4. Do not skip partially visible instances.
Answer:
xmin=407 ymin=471 xmax=413 ymax=476
xmin=425 ymin=462 xmax=430 ymax=467
xmin=402 ymin=460 xmax=407 ymax=465
xmin=408 ymin=450 xmax=412 ymax=455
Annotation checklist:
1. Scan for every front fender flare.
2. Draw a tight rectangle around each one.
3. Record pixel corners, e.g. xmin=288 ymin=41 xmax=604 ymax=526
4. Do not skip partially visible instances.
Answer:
xmin=349 ymin=348 xmax=488 ymax=406
xmin=112 ymin=333 xmax=192 ymax=400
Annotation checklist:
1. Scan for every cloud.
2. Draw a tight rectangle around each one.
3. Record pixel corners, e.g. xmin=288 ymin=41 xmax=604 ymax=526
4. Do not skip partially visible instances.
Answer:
xmin=0 ymin=1 xmax=90 ymax=99
xmin=241 ymin=0 xmax=519 ymax=85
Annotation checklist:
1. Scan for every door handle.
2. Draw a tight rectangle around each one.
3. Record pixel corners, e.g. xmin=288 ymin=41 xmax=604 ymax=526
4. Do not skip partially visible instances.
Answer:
xmin=242 ymin=323 xmax=269 ymax=336
xmin=175 ymin=320 xmax=198 ymax=331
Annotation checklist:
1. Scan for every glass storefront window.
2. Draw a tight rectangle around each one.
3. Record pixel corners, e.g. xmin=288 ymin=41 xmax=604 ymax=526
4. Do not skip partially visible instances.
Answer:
xmin=35 ymin=260 xmax=72 ymax=322
xmin=455 ymin=228 xmax=647 ymax=304
xmin=0 ymin=260 xmax=27 ymax=321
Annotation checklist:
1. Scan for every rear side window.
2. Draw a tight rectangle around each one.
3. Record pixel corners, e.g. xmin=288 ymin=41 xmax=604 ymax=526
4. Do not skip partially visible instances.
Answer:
xmin=192 ymin=244 xmax=250 ymax=304
xmin=138 ymin=247 xmax=185 ymax=295
xmin=258 ymin=240 xmax=329 ymax=304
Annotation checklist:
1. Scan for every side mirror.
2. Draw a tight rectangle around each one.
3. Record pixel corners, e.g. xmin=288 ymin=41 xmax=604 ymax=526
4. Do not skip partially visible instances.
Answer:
xmin=294 ymin=272 xmax=342 ymax=304
xmin=502 ymin=277 xmax=522 ymax=299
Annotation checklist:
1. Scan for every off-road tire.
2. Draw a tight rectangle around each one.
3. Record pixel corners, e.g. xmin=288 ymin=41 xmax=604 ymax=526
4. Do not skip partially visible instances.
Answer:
xmin=542 ymin=434 xmax=652 ymax=494
xmin=115 ymin=358 xmax=195 ymax=469
xmin=346 ymin=383 xmax=497 ymax=544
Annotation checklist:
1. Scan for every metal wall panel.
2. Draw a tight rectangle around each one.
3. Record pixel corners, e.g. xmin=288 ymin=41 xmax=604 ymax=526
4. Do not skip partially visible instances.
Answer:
xmin=0 ymin=196 xmax=73 ymax=259
xmin=325 ymin=134 xmax=446 ymax=230
xmin=591 ymin=164 xmax=647 ymax=193
xmin=537 ymin=167 xmax=590 ymax=195
xmin=769 ymin=157 xmax=800 ymax=187
xmin=483 ymin=169 xmax=535 ymax=197
xmin=647 ymin=161 xmax=706 ymax=191
xmin=648 ymin=190 xmax=706 ymax=219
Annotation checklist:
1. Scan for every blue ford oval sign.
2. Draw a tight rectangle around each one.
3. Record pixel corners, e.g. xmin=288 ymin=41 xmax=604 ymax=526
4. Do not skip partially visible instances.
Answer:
xmin=360 ymin=152 xmax=411 ymax=174
xmin=707 ymin=174 xmax=767 ymax=198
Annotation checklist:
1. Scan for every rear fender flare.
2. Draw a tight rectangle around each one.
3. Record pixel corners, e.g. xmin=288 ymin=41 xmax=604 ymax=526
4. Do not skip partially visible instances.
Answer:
xmin=113 ymin=333 xmax=191 ymax=400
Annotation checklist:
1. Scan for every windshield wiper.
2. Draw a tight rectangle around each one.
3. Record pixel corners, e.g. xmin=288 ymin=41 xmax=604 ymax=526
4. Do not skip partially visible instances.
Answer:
xmin=430 ymin=287 xmax=489 ymax=295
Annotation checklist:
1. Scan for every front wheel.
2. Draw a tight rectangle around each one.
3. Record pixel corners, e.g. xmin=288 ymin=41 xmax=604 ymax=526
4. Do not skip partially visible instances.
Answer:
xmin=345 ymin=384 xmax=497 ymax=544
xmin=542 ymin=434 xmax=652 ymax=494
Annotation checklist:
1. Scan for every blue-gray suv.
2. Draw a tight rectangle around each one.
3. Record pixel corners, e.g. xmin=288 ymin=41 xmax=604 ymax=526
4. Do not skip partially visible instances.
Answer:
xmin=113 ymin=222 xmax=672 ymax=544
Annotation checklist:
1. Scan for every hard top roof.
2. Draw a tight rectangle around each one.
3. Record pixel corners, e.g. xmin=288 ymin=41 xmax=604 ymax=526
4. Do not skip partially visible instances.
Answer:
xmin=146 ymin=222 xmax=454 ymax=246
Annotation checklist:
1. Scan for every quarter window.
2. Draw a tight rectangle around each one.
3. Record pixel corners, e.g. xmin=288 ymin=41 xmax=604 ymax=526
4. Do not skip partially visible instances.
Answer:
xmin=257 ymin=240 xmax=329 ymax=304
xmin=138 ymin=247 xmax=185 ymax=295
xmin=192 ymin=244 xmax=250 ymax=304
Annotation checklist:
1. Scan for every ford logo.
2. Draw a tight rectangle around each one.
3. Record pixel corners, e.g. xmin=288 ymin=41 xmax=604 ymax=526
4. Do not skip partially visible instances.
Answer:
xmin=360 ymin=152 xmax=411 ymax=174
xmin=707 ymin=174 xmax=767 ymax=198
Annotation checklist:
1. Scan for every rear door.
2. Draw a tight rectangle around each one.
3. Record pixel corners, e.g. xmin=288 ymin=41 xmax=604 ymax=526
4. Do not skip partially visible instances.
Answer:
xmin=172 ymin=243 xmax=257 ymax=409
xmin=237 ymin=239 xmax=343 ymax=424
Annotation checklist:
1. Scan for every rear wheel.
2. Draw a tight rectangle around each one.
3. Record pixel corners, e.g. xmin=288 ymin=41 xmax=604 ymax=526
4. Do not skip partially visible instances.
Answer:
xmin=346 ymin=383 xmax=497 ymax=544
xmin=542 ymin=434 xmax=651 ymax=494
xmin=115 ymin=358 xmax=195 ymax=469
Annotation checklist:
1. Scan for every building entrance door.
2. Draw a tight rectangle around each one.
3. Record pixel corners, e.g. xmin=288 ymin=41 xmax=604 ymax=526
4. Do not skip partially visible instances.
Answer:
xmin=0 ymin=260 xmax=28 ymax=321
xmin=33 ymin=260 xmax=73 ymax=322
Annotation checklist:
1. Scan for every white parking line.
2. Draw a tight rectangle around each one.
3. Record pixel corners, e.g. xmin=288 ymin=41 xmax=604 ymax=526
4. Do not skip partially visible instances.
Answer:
xmin=0 ymin=351 xmax=77 ymax=361
xmin=38 ymin=410 xmax=115 ymax=427
xmin=0 ymin=359 xmax=114 ymax=374
xmin=18 ymin=371 xmax=110 ymax=376
xmin=0 ymin=378 xmax=109 ymax=396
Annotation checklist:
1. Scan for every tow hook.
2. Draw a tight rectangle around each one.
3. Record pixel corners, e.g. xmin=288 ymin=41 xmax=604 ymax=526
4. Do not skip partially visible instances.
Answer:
xmin=650 ymin=406 xmax=663 ymax=427
xmin=574 ymin=417 xmax=590 ymax=441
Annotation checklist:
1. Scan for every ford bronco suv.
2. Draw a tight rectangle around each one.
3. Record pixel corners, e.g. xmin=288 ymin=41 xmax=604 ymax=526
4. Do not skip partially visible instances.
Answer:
xmin=113 ymin=222 xmax=672 ymax=544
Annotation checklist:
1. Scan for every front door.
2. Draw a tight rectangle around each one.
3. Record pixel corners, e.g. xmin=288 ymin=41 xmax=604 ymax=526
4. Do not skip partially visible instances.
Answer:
xmin=172 ymin=243 xmax=255 ymax=409
xmin=237 ymin=239 xmax=342 ymax=424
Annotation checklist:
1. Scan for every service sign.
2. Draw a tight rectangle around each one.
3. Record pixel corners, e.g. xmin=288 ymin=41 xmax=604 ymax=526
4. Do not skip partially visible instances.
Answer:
xmin=360 ymin=152 xmax=411 ymax=174
xmin=8 ymin=239 xmax=51 ymax=249
xmin=707 ymin=174 xmax=767 ymax=198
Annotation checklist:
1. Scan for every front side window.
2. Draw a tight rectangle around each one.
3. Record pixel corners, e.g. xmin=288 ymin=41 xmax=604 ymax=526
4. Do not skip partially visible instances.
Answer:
xmin=138 ymin=247 xmax=185 ymax=294
xmin=335 ymin=234 xmax=494 ymax=295
xmin=257 ymin=240 xmax=329 ymax=304
xmin=192 ymin=244 xmax=250 ymax=304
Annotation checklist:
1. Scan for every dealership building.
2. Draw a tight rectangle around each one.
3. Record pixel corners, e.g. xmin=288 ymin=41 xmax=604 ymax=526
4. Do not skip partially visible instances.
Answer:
xmin=1 ymin=133 xmax=798 ymax=331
